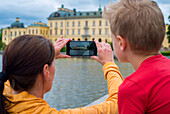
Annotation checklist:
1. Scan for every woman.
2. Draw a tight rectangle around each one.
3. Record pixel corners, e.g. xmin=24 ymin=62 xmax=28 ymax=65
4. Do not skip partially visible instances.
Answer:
xmin=0 ymin=35 xmax=123 ymax=113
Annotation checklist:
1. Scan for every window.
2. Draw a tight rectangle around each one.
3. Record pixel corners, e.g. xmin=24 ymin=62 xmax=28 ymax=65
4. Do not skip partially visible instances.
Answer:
xmin=29 ymin=30 xmax=31 ymax=34
xmin=105 ymin=29 xmax=108 ymax=35
xmin=61 ymin=22 xmax=63 ymax=27
xmin=72 ymin=21 xmax=75 ymax=27
xmin=40 ymin=30 xmax=42 ymax=34
xmin=32 ymin=30 xmax=34 ymax=34
xmin=36 ymin=29 xmax=38 ymax=34
xmin=67 ymin=29 xmax=69 ymax=35
xmin=46 ymin=30 xmax=48 ymax=35
xmin=55 ymin=30 xmax=57 ymax=35
xmin=105 ymin=39 xmax=107 ymax=43
xmin=85 ymin=21 xmax=88 ymax=27
xmin=99 ymin=38 xmax=102 ymax=42
xmin=19 ymin=31 xmax=21 ymax=35
xmin=72 ymin=38 xmax=75 ymax=41
xmin=15 ymin=31 xmax=17 ymax=36
xmin=85 ymin=30 xmax=88 ymax=35
xmin=99 ymin=29 xmax=102 ymax=35
xmin=10 ymin=32 xmax=12 ymax=36
xmin=93 ymin=21 xmax=95 ymax=26
xmin=50 ymin=22 xmax=52 ymax=28
xmin=85 ymin=38 xmax=87 ymax=41
xmin=78 ymin=38 xmax=80 ymax=41
xmin=93 ymin=29 xmax=95 ymax=35
xmin=105 ymin=21 xmax=108 ymax=26
xmin=55 ymin=22 xmax=58 ymax=28
xmin=50 ymin=30 xmax=52 ymax=35
xmin=78 ymin=21 xmax=81 ymax=27
xmin=24 ymin=31 xmax=26 ymax=35
xmin=61 ymin=29 xmax=63 ymax=35
xmin=99 ymin=20 xmax=102 ymax=26
xmin=5 ymin=31 xmax=7 ymax=35
xmin=72 ymin=29 xmax=74 ymax=35
xmin=67 ymin=22 xmax=69 ymax=27
xmin=78 ymin=29 xmax=80 ymax=35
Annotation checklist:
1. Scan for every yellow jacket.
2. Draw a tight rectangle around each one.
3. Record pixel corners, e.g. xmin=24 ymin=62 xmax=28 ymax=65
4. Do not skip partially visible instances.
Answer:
xmin=4 ymin=62 xmax=123 ymax=114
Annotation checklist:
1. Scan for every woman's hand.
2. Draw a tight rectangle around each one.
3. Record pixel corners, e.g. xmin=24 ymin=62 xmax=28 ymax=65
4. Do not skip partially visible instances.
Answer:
xmin=91 ymin=40 xmax=114 ymax=66
xmin=53 ymin=36 xmax=72 ymax=59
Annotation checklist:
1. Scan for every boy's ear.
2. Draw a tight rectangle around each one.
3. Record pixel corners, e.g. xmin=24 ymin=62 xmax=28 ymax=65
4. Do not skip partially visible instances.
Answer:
xmin=43 ymin=64 xmax=50 ymax=80
xmin=117 ymin=35 xmax=127 ymax=51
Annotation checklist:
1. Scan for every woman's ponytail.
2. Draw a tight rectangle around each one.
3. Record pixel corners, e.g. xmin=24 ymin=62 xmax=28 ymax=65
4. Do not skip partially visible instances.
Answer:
xmin=0 ymin=72 xmax=9 ymax=114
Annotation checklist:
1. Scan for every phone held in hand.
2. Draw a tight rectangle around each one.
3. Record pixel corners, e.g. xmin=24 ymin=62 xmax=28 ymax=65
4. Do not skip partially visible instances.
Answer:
xmin=66 ymin=41 xmax=97 ymax=56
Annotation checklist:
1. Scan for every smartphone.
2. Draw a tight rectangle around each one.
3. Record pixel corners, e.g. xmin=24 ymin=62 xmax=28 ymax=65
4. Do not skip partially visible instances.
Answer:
xmin=66 ymin=41 xmax=97 ymax=56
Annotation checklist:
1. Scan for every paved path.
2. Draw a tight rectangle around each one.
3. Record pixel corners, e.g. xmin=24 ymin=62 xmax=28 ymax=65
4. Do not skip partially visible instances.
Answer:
xmin=85 ymin=94 xmax=109 ymax=107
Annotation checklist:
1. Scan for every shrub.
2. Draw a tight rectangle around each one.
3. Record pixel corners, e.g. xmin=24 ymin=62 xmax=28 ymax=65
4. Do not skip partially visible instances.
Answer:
xmin=108 ymin=42 xmax=113 ymax=50
xmin=60 ymin=47 xmax=66 ymax=52
xmin=161 ymin=51 xmax=170 ymax=56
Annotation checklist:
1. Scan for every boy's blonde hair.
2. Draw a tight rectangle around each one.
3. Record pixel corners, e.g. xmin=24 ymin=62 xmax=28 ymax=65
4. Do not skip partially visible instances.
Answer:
xmin=103 ymin=0 xmax=165 ymax=54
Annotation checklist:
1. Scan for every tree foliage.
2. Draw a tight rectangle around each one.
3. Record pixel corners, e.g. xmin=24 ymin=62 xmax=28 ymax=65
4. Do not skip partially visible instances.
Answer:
xmin=167 ymin=15 xmax=170 ymax=43
xmin=0 ymin=28 xmax=6 ymax=50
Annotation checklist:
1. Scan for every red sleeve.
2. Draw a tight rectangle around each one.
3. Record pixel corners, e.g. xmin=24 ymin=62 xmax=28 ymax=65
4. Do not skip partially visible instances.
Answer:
xmin=118 ymin=79 xmax=147 ymax=114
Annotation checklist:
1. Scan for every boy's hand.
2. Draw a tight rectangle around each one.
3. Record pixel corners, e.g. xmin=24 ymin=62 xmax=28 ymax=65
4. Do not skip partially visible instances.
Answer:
xmin=53 ymin=36 xmax=72 ymax=59
xmin=91 ymin=40 xmax=114 ymax=66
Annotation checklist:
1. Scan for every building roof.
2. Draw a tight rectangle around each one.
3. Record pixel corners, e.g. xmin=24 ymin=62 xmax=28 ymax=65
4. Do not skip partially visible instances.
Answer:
xmin=48 ymin=5 xmax=102 ymax=20
xmin=28 ymin=21 xmax=48 ymax=27
xmin=11 ymin=17 xmax=25 ymax=28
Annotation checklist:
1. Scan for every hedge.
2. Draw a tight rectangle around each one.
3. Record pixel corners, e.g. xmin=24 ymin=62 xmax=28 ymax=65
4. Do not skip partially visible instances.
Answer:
xmin=161 ymin=51 xmax=170 ymax=56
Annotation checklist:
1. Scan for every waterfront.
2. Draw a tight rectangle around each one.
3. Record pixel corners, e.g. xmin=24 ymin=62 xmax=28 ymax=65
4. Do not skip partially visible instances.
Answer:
xmin=0 ymin=54 xmax=134 ymax=110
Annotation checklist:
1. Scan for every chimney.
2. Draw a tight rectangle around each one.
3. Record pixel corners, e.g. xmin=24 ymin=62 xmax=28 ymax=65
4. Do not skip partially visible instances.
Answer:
xmin=61 ymin=4 xmax=64 ymax=8
xmin=73 ymin=8 xmax=76 ymax=12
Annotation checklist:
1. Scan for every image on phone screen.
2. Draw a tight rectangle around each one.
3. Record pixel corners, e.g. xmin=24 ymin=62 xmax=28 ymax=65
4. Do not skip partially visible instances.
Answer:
xmin=66 ymin=41 xmax=97 ymax=56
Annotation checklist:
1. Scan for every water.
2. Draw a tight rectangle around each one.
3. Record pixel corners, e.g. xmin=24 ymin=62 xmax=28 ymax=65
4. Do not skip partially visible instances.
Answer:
xmin=44 ymin=58 xmax=134 ymax=110
xmin=0 ymin=55 xmax=134 ymax=110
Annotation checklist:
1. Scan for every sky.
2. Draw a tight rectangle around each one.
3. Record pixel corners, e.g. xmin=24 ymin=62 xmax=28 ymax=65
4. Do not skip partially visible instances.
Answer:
xmin=0 ymin=0 xmax=169 ymax=29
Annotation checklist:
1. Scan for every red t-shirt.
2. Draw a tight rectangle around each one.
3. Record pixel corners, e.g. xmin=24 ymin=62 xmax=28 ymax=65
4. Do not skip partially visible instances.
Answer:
xmin=118 ymin=54 xmax=170 ymax=114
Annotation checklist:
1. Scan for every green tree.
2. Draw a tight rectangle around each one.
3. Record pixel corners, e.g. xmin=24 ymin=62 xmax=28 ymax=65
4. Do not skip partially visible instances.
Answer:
xmin=0 ymin=28 xmax=6 ymax=50
xmin=167 ymin=15 xmax=170 ymax=43
xmin=0 ymin=28 xmax=2 ymax=42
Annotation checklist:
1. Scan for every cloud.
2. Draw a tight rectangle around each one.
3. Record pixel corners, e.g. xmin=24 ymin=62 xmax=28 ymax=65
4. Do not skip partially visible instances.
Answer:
xmin=158 ymin=3 xmax=170 ymax=24
xmin=0 ymin=0 xmax=169 ymax=29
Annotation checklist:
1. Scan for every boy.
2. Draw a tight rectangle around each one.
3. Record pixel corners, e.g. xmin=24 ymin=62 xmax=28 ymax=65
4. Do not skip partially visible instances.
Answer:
xmin=101 ymin=0 xmax=170 ymax=113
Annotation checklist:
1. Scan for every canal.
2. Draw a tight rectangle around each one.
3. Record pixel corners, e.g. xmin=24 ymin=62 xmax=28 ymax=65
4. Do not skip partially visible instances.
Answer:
xmin=0 ymin=55 xmax=134 ymax=110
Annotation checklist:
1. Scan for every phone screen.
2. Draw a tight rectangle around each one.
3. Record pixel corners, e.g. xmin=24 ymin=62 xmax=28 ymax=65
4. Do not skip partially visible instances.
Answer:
xmin=66 ymin=41 xmax=97 ymax=56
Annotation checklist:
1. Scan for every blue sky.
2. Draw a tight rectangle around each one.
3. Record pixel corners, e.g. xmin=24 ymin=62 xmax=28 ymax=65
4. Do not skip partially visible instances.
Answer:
xmin=0 ymin=0 xmax=169 ymax=29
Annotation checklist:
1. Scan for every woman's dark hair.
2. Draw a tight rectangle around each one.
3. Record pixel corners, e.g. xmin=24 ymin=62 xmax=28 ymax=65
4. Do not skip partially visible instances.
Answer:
xmin=0 ymin=35 xmax=55 ymax=113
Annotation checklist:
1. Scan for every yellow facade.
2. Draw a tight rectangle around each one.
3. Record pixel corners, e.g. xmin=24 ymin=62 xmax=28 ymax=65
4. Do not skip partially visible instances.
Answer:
xmin=48 ymin=18 xmax=111 ymax=43
xmin=162 ymin=25 xmax=170 ymax=48
xmin=2 ymin=19 xmax=49 ymax=45
xmin=28 ymin=22 xmax=49 ymax=39
xmin=2 ymin=28 xmax=27 ymax=45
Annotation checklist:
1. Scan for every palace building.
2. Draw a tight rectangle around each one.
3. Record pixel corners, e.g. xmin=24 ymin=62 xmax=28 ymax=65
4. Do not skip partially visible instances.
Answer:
xmin=47 ymin=5 xmax=111 ymax=43
xmin=2 ymin=17 xmax=49 ymax=45
xmin=2 ymin=5 xmax=170 ymax=48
